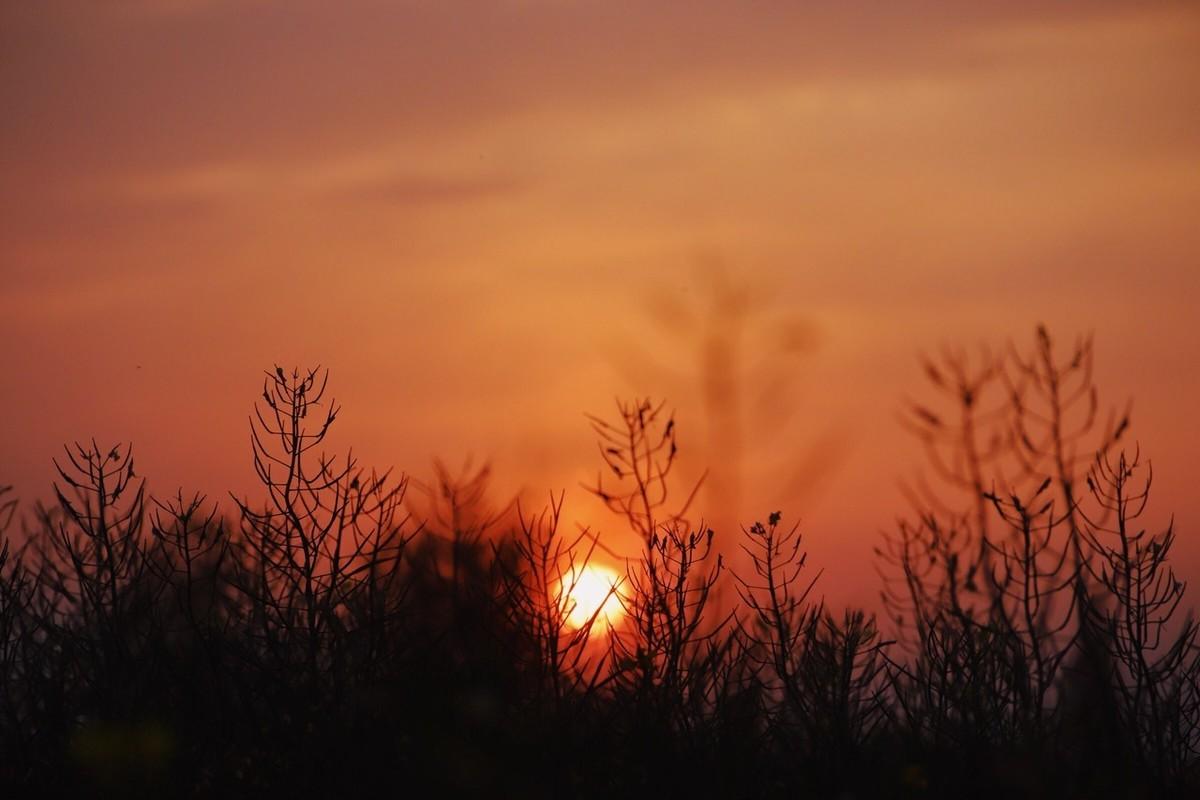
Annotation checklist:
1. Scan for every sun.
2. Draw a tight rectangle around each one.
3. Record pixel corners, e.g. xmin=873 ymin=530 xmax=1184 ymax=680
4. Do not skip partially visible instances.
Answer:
xmin=560 ymin=564 xmax=625 ymax=631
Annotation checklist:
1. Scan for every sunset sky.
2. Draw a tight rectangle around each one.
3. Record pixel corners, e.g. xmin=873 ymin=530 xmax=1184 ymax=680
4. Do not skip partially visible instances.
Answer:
xmin=3 ymin=0 xmax=1198 ymax=611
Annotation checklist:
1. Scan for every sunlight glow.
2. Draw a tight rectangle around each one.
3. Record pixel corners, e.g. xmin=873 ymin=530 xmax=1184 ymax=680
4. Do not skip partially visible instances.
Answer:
xmin=560 ymin=565 xmax=625 ymax=631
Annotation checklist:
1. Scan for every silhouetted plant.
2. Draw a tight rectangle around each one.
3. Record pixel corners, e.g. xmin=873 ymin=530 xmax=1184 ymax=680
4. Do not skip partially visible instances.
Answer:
xmin=583 ymin=397 xmax=751 ymax=792
xmin=147 ymin=491 xmax=231 ymax=640
xmin=1079 ymin=449 xmax=1200 ymax=788
xmin=878 ymin=326 xmax=1178 ymax=795
xmin=495 ymin=493 xmax=612 ymax=701
xmin=403 ymin=457 xmax=508 ymax=654
xmin=892 ymin=345 xmax=1007 ymax=619
xmin=979 ymin=477 xmax=1079 ymax=740
xmin=33 ymin=444 xmax=153 ymax=711
xmin=736 ymin=511 xmax=822 ymax=720
xmin=227 ymin=363 xmax=413 ymax=784
xmin=409 ymin=457 xmax=507 ymax=586
xmin=602 ymin=518 xmax=734 ymax=794
xmin=584 ymin=397 xmax=701 ymax=543
xmin=0 ymin=484 xmax=15 ymax=537
xmin=883 ymin=327 xmax=1130 ymax=634
xmin=0 ymin=335 xmax=1196 ymax=797
xmin=736 ymin=512 xmax=888 ymax=790
xmin=36 ymin=443 xmax=148 ymax=630
xmin=795 ymin=609 xmax=889 ymax=770
xmin=585 ymin=399 xmax=725 ymax=708
xmin=610 ymin=522 xmax=726 ymax=712
xmin=1008 ymin=327 xmax=1130 ymax=541
xmin=0 ymin=485 xmax=38 ymax=781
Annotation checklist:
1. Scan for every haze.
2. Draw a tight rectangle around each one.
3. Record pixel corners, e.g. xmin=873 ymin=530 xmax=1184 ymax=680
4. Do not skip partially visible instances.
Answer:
xmin=2 ymin=0 xmax=1198 ymax=611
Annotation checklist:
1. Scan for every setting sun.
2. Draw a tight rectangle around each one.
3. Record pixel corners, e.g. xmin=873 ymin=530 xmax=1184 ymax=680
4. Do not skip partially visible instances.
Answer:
xmin=4 ymin=1 xmax=1200 ymax=794
xmin=560 ymin=565 xmax=626 ymax=631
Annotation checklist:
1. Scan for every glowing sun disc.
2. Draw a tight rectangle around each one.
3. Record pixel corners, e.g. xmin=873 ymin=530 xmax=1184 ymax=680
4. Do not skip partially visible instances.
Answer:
xmin=561 ymin=565 xmax=625 ymax=630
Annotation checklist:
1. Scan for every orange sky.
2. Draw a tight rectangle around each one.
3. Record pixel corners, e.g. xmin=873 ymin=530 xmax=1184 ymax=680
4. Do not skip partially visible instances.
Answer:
xmin=2 ymin=0 xmax=1198 ymax=611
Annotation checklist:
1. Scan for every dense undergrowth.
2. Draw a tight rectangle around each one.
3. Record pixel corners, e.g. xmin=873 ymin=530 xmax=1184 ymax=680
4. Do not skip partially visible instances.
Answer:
xmin=1 ymin=327 xmax=1197 ymax=798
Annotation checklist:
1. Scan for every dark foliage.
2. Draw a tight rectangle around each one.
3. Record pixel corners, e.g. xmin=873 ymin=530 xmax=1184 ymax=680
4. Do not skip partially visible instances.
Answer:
xmin=1 ymin=330 xmax=1197 ymax=798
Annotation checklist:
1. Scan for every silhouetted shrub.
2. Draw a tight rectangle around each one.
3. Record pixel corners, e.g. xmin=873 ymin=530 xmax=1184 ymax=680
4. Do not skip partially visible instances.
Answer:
xmin=0 ymin=329 xmax=1196 ymax=797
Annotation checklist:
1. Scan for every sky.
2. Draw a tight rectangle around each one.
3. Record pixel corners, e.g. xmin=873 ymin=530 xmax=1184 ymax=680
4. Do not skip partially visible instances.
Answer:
xmin=2 ymin=0 xmax=1198 ymax=612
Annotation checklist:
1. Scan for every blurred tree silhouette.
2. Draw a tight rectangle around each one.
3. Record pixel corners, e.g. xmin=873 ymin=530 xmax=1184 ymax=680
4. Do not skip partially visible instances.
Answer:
xmin=612 ymin=260 xmax=838 ymax=539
